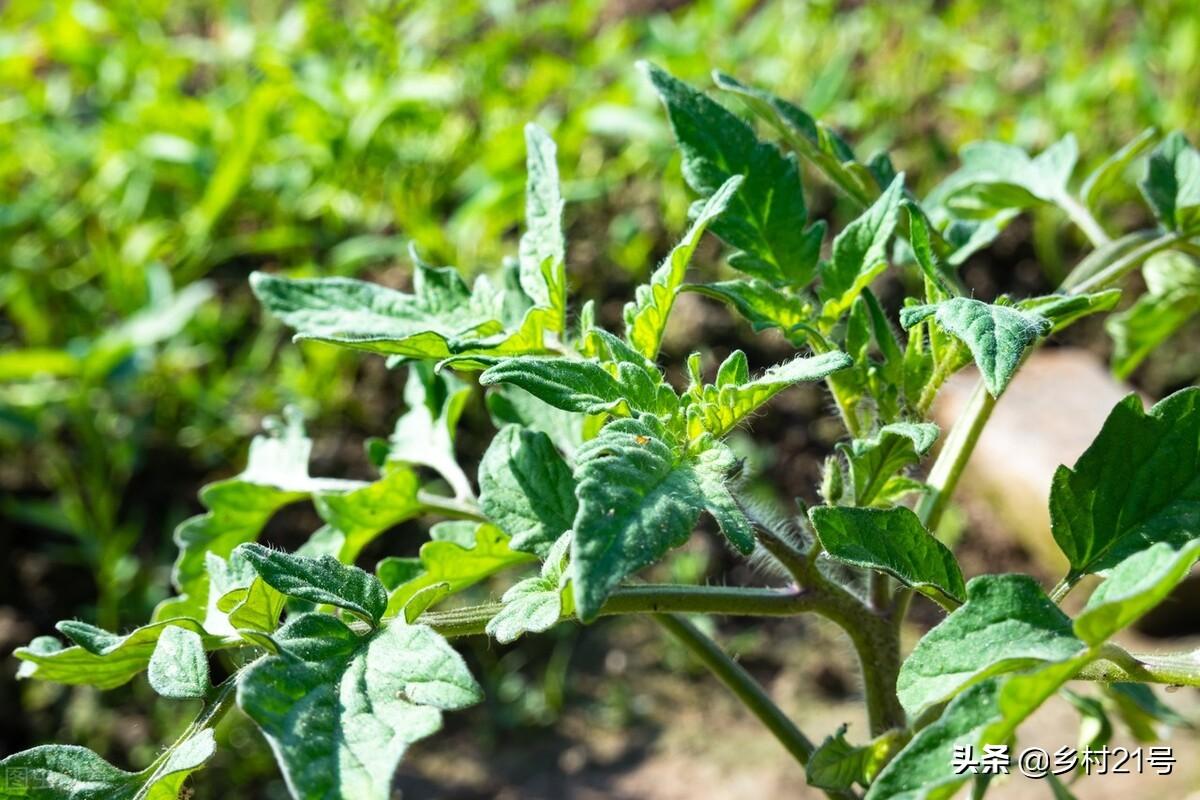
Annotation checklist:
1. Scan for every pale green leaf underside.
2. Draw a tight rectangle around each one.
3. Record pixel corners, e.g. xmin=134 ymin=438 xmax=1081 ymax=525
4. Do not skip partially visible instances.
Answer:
xmin=0 ymin=730 xmax=215 ymax=800
xmin=238 ymin=614 xmax=481 ymax=800
xmin=15 ymin=618 xmax=211 ymax=690
xmin=148 ymin=625 xmax=209 ymax=700
xmin=1075 ymin=539 xmax=1200 ymax=645
xmin=896 ymin=575 xmax=1083 ymax=716
xmin=624 ymin=175 xmax=740 ymax=359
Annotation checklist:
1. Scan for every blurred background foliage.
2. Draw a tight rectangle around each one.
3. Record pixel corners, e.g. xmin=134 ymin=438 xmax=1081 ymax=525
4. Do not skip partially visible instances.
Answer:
xmin=1 ymin=0 xmax=1198 ymax=795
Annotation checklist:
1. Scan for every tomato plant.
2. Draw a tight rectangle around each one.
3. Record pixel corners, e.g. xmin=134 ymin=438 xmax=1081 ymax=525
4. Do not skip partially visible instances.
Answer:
xmin=5 ymin=63 xmax=1200 ymax=800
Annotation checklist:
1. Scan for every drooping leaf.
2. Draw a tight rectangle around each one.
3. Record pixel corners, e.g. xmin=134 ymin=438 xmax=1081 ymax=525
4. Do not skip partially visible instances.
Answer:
xmin=238 ymin=614 xmax=481 ymax=800
xmin=683 ymin=279 xmax=812 ymax=341
xmin=809 ymin=506 xmax=965 ymax=606
xmin=518 ymin=124 xmax=567 ymax=331
xmin=1074 ymin=540 xmax=1200 ymax=645
xmin=15 ymin=619 xmax=211 ymax=690
xmin=486 ymin=384 xmax=584 ymax=458
xmin=838 ymin=422 xmax=939 ymax=507
xmin=1139 ymin=131 xmax=1200 ymax=234
xmin=641 ymin=62 xmax=823 ymax=286
xmin=685 ymin=351 xmax=851 ymax=438
xmin=570 ymin=416 xmax=751 ymax=621
xmin=0 ymin=730 xmax=216 ymax=800
xmin=478 ymin=357 xmax=627 ymax=415
xmin=380 ymin=523 xmax=535 ymax=618
xmin=156 ymin=408 xmax=362 ymax=622
xmin=236 ymin=544 xmax=388 ymax=626
xmin=478 ymin=425 xmax=577 ymax=558
xmin=1050 ymin=388 xmax=1200 ymax=578
xmin=819 ymin=175 xmax=905 ymax=320
xmin=896 ymin=575 xmax=1084 ymax=716
xmin=899 ymin=297 xmax=1051 ymax=396
xmin=486 ymin=532 xmax=573 ymax=644
xmin=624 ymin=176 xmax=740 ymax=359
xmin=1106 ymin=251 xmax=1200 ymax=378
xmin=147 ymin=625 xmax=209 ymax=700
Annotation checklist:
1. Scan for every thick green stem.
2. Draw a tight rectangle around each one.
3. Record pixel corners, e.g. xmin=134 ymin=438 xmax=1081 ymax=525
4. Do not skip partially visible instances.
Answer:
xmin=1065 ymin=231 xmax=1184 ymax=294
xmin=1079 ymin=645 xmax=1200 ymax=687
xmin=653 ymin=617 xmax=810 ymax=761
xmin=1058 ymin=193 xmax=1112 ymax=249
xmin=914 ymin=379 xmax=995 ymax=533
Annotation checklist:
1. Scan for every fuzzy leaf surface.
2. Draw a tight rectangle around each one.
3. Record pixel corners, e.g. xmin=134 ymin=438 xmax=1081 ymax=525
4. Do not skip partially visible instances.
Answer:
xmin=899 ymin=297 xmax=1051 ymax=396
xmin=897 ymin=575 xmax=1083 ymax=716
xmin=147 ymin=625 xmax=209 ymax=699
xmin=478 ymin=425 xmax=577 ymax=558
xmin=809 ymin=506 xmax=964 ymax=606
xmin=238 ymin=614 xmax=480 ymax=800
xmin=237 ymin=544 xmax=388 ymax=626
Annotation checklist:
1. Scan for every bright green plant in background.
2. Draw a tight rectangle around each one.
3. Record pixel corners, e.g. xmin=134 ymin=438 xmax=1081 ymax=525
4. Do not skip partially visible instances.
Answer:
xmin=4 ymin=0 xmax=1200 ymax=634
xmin=7 ymin=59 xmax=1200 ymax=799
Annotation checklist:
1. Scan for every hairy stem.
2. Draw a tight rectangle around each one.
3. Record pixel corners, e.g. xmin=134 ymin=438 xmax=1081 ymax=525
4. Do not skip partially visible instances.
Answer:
xmin=1079 ymin=644 xmax=1200 ymax=687
xmin=653 ymin=617 xmax=811 ymax=764
xmin=914 ymin=379 xmax=995 ymax=532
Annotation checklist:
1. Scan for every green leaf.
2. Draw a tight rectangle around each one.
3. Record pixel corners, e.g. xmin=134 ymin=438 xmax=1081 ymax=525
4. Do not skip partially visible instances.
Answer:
xmin=251 ymin=250 xmax=550 ymax=363
xmin=519 ymin=124 xmax=567 ymax=331
xmin=808 ymin=506 xmax=965 ymax=606
xmin=221 ymin=577 xmax=287 ymax=635
xmin=0 ymin=730 xmax=216 ymax=800
xmin=238 ymin=614 xmax=481 ymax=800
xmin=486 ymin=384 xmax=584 ymax=458
xmin=1081 ymin=127 xmax=1159 ymax=213
xmin=640 ymin=62 xmax=823 ymax=286
xmin=1106 ymin=251 xmax=1200 ymax=378
xmin=1074 ymin=540 xmax=1200 ymax=645
xmin=865 ymin=680 xmax=1001 ymax=800
xmin=381 ymin=523 xmax=535 ymax=618
xmin=15 ymin=619 xmax=211 ymax=690
xmin=486 ymin=532 xmax=573 ymax=644
xmin=478 ymin=425 xmax=577 ymax=558
xmin=624 ymin=176 xmax=740 ymax=359
xmin=1050 ymin=388 xmax=1200 ymax=578
xmin=896 ymin=575 xmax=1084 ymax=716
xmin=236 ymin=544 xmax=388 ymax=625
xmin=148 ymin=625 xmax=209 ymax=700
xmin=310 ymin=464 xmax=424 ymax=564
xmin=1019 ymin=288 xmax=1121 ymax=333
xmin=570 ymin=416 xmax=751 ymax=620
xmin=899 ymin=297 xmax=1051 ymax=396
xmin=808 ymin=725 xmax=906 ymax=792
xmin=712 ymin=70 xmax=880 ymax=208
xmin=1104 ymin=683 xmax=1192 ymax=740
xmin=380 ymin=363 xmax=473 ymax=498
xmin=683 ymin=279 xmax=812 ymax=341
xmin=936 ymin=136 xmax=1079 ymax=215
xmin=1140 ymin=131 xmax=1200 ymax=233
xmin=157 ymin=408 xmax=362 ymax=622
xmin=685 ymin=351 xmax=851 ymax=438
xmin=819 ymin=175 xmax=905 ymax=320
xmin=838 ymin=422 xmax=939 ymax=507
xmin=478 ymin=357 xmax=626 ymax=415
xmin=904 ymin=204 xmax=954 ymax=300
